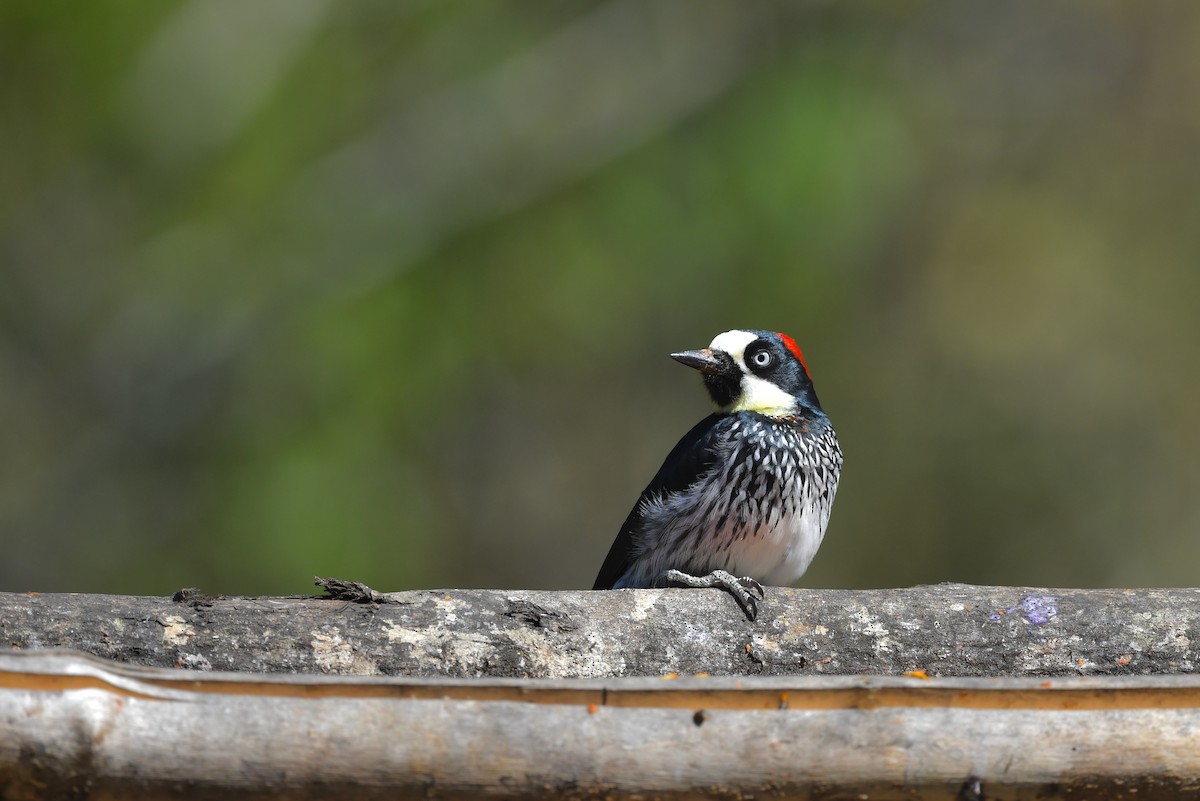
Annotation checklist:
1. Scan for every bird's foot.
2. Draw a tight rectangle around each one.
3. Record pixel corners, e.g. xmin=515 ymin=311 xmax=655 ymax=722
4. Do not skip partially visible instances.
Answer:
xmin=661 ymin=569 xmax=766 ymax=621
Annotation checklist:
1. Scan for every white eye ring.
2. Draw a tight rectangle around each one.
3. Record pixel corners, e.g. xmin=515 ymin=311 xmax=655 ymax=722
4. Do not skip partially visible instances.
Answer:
xmin=750 ymin=349 xmax=772 ymax=368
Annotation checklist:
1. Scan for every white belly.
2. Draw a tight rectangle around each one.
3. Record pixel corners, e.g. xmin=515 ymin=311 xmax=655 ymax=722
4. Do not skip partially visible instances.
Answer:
xmin=722 ymin=505 xmax=828 ymax=585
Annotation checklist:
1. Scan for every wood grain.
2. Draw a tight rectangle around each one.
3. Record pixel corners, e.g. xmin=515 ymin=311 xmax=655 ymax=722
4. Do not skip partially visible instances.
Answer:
xmin=3 ymin=650 xmax=1200 ymax=799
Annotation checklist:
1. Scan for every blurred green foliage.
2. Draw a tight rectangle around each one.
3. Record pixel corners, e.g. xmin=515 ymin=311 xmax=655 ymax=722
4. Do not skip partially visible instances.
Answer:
xmin=2 ymin=2 xmax=1197 ymax=596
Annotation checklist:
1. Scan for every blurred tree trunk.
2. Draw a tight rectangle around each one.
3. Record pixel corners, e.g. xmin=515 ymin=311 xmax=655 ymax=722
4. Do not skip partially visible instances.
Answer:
xmin=3 ymin=648 xmax=1200 ymax=799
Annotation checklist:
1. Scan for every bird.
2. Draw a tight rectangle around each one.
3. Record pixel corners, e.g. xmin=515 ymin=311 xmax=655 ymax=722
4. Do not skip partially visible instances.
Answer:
xmin=593 ymin=329 xmax=842 ymax=620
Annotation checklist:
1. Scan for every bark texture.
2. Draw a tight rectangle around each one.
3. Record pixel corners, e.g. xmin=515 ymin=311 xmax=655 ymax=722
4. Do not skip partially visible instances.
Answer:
xmin=3 ymin=583 xmax=1198 ymax=677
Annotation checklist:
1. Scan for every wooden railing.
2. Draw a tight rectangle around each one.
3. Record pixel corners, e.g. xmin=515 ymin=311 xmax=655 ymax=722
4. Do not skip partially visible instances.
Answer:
xmin=2 ymin=583 xmax=1199 ymax=798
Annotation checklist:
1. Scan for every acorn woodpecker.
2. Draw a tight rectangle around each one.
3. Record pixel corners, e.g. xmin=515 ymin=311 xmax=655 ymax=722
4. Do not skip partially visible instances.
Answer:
xmin=593 ymin=329 xmax=842 ymax=620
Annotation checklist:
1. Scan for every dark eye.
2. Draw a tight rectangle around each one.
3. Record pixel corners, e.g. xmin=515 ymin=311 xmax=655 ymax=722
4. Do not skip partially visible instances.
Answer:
xmin=749 ymin=349 xmax=773 ymax=369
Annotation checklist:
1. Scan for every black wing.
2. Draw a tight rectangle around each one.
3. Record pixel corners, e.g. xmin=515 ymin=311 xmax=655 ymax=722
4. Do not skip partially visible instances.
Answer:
xmin=592 ymin=413 xmax=732 ymax=589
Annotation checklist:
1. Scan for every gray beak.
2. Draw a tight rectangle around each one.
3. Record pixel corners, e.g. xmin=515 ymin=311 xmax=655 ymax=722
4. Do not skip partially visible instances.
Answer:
xmin=670 ymin=348 xmax=723 ymax=374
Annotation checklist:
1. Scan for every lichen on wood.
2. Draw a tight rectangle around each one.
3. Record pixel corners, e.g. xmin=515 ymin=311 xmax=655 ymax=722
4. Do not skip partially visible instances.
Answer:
xmin=3 ymin=583 xmax=1198 ymax=678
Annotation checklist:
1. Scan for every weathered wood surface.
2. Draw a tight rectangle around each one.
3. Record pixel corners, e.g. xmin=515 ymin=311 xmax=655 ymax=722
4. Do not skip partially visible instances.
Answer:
xmin=2 ymin=583 xmax=1198 ymax=677
xmin=3 ymin=650 xmax=1200 ymax=800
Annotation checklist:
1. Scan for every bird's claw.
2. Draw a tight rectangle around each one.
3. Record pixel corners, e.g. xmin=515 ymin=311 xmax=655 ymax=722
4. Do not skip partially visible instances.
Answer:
xmin=661 ymin=569 xmax=766 ymax=621
xmin=740 ymin=577 xmax=766 ymax=599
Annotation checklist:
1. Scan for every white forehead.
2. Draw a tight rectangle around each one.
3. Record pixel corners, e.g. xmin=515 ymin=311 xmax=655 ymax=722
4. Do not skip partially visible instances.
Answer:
xmin=708 ymin=329 xmax=759 ymax=361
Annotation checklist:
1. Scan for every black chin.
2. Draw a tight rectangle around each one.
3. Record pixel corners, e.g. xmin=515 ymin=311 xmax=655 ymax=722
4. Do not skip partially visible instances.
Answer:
xmin=703 ymin=371 xmax=741 ymax=408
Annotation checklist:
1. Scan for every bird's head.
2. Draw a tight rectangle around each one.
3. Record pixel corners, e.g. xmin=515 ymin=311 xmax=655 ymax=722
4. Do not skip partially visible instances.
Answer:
xmin=671 ymin=329 xmax=823 ymax=417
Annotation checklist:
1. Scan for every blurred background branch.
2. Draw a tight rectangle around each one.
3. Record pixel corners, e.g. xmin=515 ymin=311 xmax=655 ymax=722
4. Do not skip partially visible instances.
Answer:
xmin=1 ymin=1 xmax=1197 ymax=595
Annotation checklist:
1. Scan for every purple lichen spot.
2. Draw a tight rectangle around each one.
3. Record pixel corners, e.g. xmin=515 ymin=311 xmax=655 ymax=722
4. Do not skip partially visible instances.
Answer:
xmin=1018 ymin=595 xmax=1058 ymax=626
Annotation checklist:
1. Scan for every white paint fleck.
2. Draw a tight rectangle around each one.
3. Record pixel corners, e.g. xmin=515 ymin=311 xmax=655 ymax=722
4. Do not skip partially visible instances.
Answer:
xmin=850 ymin=608 xmax=895 ymax=654
xmin=310 ymin=627 xmax=378 ymax=675
xmin=381 ymin=620 xmax=424 ymax=646
xmin=862 ymin=620 xmax=888 ymax=639
xmin=310 ymin=629 xmax=352 ymax=671
xmin=630 ymin=590 xmax=660 ymax=621
xmin=379 ymin=615 xmax=497 ymax=675
xmin=176 ymin=653 xmax=212 ymax=671
xmin=158 ymin=615 xmax=194 ymax=646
